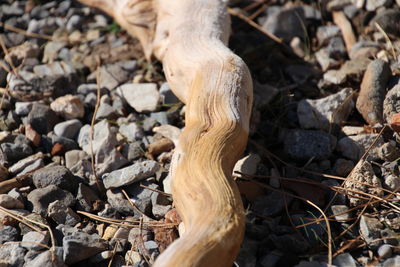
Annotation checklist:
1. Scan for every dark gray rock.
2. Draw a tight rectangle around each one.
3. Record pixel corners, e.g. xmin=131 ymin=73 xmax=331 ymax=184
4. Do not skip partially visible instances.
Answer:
xmin=63 ymin=230 xmax=108 ymax=265
xmin=76 ymin=183 xmax=100 ymax=212
xmin=316 ymin=25 xmax=341 ymax=45
xmin=102 ymin=160 xmax=160 ymax=189
xmin=32 ymin=165 xmax=79 ymax=193
xmin=0 ymin=225 xmax=19 ymax=244
xmin=48 ymin=200 xmax=80 ymax=226
xmin=270 ymin=233 xmax=310 ymax=253
xmin=54 ymin=119 xmax=82 ymax=139
xmin=160 ymin=82 xmax=180 ymax=105
xmin=253 ymin=191 xmax=292 ymax=217
xmin=150 ymin=112 xmax=169 ymax=125
xmin=106 ymin=189 xmax=136 ymax=216
xmin=0 ymin=243 xmax=26 ymax=266
xmin=27 ymin=185 xmax=75 ymax=216
xmin=333 ymin=158 xmax=354 ymax=177
xmin=283 ymin=129 xmax=336 ymax=160
xmin=236 ymin=238 xmax=258 ymax=267
xmin=27 ymin=103 xmax=59 ymax=135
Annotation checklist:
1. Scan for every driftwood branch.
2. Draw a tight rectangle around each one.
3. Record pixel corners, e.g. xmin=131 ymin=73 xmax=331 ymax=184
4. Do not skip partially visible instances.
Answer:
xmin=78 ymin=0 xmax=253 ymax=266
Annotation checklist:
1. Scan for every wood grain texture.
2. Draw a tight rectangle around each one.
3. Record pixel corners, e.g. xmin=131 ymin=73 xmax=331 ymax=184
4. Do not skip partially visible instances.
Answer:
xmin=77 ymin=0 xmax=253 ymax=266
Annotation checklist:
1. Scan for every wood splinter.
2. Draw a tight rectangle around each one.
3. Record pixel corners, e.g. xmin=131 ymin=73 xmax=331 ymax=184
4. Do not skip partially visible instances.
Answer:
xmin=77 ymin=0 xmax=253 ymax=266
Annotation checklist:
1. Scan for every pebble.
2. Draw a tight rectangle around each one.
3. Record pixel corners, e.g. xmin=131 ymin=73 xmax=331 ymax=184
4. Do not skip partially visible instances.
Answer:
xmin=125 ymin=250 xmax=142 ymax=265
xmin=331 ymin=205 xmax=351 ymax=222
xmin=27 ymin=185 xmax=75 ymax=216
xmin=356 ymin=59 xmax=391 ymax=125
xmin=118 ymin=83 xmax=160 ymax=112
xmin=316 ymin=25 xmax=341 ymax=45
xmin=365 ymin=0 xmax=392 ymax=11
xmin=9 ymin=152 xmax=44 ymax=176
xmin=50 ymin=94 xmax=85 ymax=119
xmin=0 ymin=225 xmax=19 ymax=244
xmin=21 ymin=231 xmax=50 ymax=250
xmin=98 ymin=63 xmax=130 ymax=90
xmin=233 ymin=153 xmax=261 ymax=176
xmin=332 ymin=253 xmax=357 ymax=267
xmin=315 ymin=48 xmax=340 ymax=71
xmin=63 ymin=230 xmax=108 ymax=265
xmin=378 ymin=244 xmax=393 ymax=259
xmin=65 ymin=150 xmax=87 ymax=169
xmin=359 ymin=215 xmax=384 ymax=249
xmin=297 ymin=88 xmax=354 ymax=131
xmin=119 ymin=122 xmax=143 ymax=142
xmin=76 ymin=183 xmax=101 ymax=212
xmin=106 ymin=189 xmax=136 ymax=216
xmin=25 ymin=124 xmax=41 ymax=146
xmin=372 ymin=9 xmax=400 ymax=37
xmin=54 ymin=119 xmax=83 ymax=139
xmin=151 ymin=192 xmax=172 ymax=219
xmin=32 ymin=165 xmax=79 ymax=193
xmin=337 ymin=133 xmax=384 ymax=161
xmin=0 ymin=243 xmax=26 ymax=266
xmin=378 ymin=141 xmax=400 ymax=162
xmin=282 ymin=129 xmax=336 ymax=160
xmin=344 ymin=161 xmax=383 ymax=207
xmin=0 ymin=194 xmax=24 ymax=209
xmin=48 ymin=200 xmax=80 ymax=226
xmin=0 ymin=142 xmax=33 ymax=165
xmin=15 ymin=102 xmax=33 ymax=116
xmin=123 ymin=181 xmax=159 ymax=217
xmin=384 ymin=85 xmax=400 ymax=122
xmin=27 ymin=103 xmax=59 ymax=135
xmin=102 ymin=160 xmax=160 ymax=189
xmin=121 ymin=142 xmax=145 ymax=161
xmin=25 ymin=250 xmax=66 ymax=267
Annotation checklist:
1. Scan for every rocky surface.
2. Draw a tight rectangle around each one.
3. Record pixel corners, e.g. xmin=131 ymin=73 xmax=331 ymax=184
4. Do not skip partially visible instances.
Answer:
xmin=0 ymin=0 xmax=399 ymax=266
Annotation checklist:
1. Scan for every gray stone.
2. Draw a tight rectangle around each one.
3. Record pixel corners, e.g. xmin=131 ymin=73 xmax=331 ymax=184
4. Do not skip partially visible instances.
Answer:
xmin=0 ymin=142 xmax=33 ymax=165
xmin=316 ymin=26 xmax=341 ymax=45
xmin=32 ymin=165 xmax=79 ymax=193
xmin=270 ymin=233 xmax=310 ymax=253
xmin=51 ymin=135 xmax=79 ymax=152
xmin=119 ymin=122 xmax=143 ymax=142
xmin=345 ymin=161 xmax=383 ymax=207
xmin=66 ymin=15 xmax=83 ymax=32
xmin=326 ymin=0 xmax=352 ymax=11
xmin=0 ymin=243 xmax=26 ymax=266
xmin=54 ymin=119 xmax=83 ymax=139
xmin=356 ymin=59 xmax=391 ymax=125
xmin=76 ymin=183 xmax=100 ymax=212
xmin=118 ymin=83 xmax=160 ymax=112
xmin=359 ymin=215 xmax=384 ymax=249
xmin=316 ymin=48 xmax=340 ymax=71
xmin=384 ymin=85 xmax=400 ymax=122
xmin=253 ymin=191 xmax=292 ymax=217
xmin=260 ymin=250 xmax=283 ymax=267
xmin=333 ymin=158 xmax=354 ymax=176
xmin=253 ymin=82 xmax=279 ymax=108
xmin=121 ymin=142 xmax=144 ymax=161
xmin=63 ymin=230 xmax=108 ymax=265
xmin=65 ymin=150 xmax=87 ymax=169
xmin=25 ymin=250 xmax=66 ymax=267
xmin=27 ymin=103 xmax=59 ymax=135
xmin=150 ymin=112 xmax=169 ymax=125
xmin=0 ymin=194 xmax=24 ymax=209
xmin=123 ymin=181 xmax=159 ymax=217
xmin=382 ymin=255 xmax=400 ymax=267
xmin=337 ymin=133 xmax=384 ymax=161
xmin=102 ymin=160 xmax=160 ymax=189
xmin=366 ymin=0 xmax=392 ymax=11
xmin=43 ymin=41 xmax=67 ymax=63
xmin=294 ymin=261 xmax=329 ymax=267
xmin=0 ymin=226 xmax=19 ymax=244
xmin=151 ymin=192 xmax=172 ymax=219
xmin=349 ymin=41 xmax=380 ymax=59
xmin=21 ymin=231 xmax=49 ymax=250
xmin=378 ymin=244 xmax=392 ymax=259
xmin=98 ymin=64 xmax=130 ymax=90
xmin=48 ymin=200 xmax=80 ymax=226
xmin=9 ymin=152 xmax=44 ymax=176
xmin=95 ymin=102 xmax=119 ymax=120
xmin=160 ymin=82 xmax=180 ymax=105
xmin=144 ymin=240 xmax=159 ymax=256
xmin=50 ymin=94 xmax=84 ymax=119
xmin=106 ymin=189 xmax=136 ymax=216
xmin=297 ymin=88 xmax=354 ymax=131
xmin=236 ymin=238 xmax=258 ymax=267
xmin=283 ymin=129 xmax=336 ymax=160
xmin=371 ymin=9 xmax=400 ymax=37
xmin=15 ymin=102 xmax=33 ymax=116
xmin=327 ymin=37 xmax=347 ymax=59
xmin=331 ymin=205 xmax=351 ymax=222
xmin=333 ymin=253 xmax=357 ymax=267
xmin=233 ymin=154 xmax=261 ymax=176
xmin=27 ymin=185 xmax=75 ymax=216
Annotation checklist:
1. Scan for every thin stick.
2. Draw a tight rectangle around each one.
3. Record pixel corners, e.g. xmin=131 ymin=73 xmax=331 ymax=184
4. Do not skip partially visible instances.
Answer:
xmin=0 ymin=22 xmax=53 ymax=41
xmin=140 ymin=184 xmax=172 ymax=197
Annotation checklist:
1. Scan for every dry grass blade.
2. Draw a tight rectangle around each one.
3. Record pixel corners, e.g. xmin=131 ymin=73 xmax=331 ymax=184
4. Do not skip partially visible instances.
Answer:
xmin=121 ymin=189 xmax=151 ymax=219
xmin=140 ymin=184 xmax=172 ymax=197
xmin=107 ymin=239 xmax=119 ymax=267
xmin=0 ymin=22 xmax=53 ymax=41
xmin=375 ymin=22 xmax=397 ymax=60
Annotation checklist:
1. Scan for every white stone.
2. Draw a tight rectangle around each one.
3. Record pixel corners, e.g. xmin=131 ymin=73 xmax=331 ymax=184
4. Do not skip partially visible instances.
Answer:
xmin=117 ymin=83 xmax=160 ymax=112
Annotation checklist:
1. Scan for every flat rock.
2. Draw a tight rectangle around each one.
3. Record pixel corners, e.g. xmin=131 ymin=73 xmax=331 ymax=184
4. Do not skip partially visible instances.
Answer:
xmin=102 ymin=160 xmax=160 ymax=189
xmin=63 ymin=230 xmax=108 ymax=265
xmin=344 ymin=161 xmax=383 ymax=207
xmin=118 ymin=83 xmax=160 ymax=112
xmin=27 ymin=185 xmax=75 ymax=216
xmin=50 ymin=94 xmax=85 ymax=119
xmin=54 ymin=119 xmax=83 ymax=139
xmin=283 ymin=129 xmax=336 ymax=160
xmin=32 ymin=165 xmax=79 ymax=193
xmin=98 ymin=63 xmax=130 ymax=90
xmin=297 ymin=88 xmax=354 ymax=131
xmin=356 ymin=59 xmax=391 ymax=125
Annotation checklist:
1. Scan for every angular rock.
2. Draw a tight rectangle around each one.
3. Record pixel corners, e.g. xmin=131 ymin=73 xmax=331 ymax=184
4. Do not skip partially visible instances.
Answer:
xmin=283 ymin=129 xmax=336 ymax=160
xmin=316 ymin=25 xmax=341 ymax=45
xmin=48 ymin=200 xmax=80 ymax=226
xmin=65 ymin=150 xmax=87 ymax=169
xmin=98 ymin=64 xmax=130 ymax=91
xmin=118 ymin=83 xmax=160 ymax=112
xmin=76 ymin=183 xmax=100 ymax=212
xmin=384 ymin=85 xmax=400 ymax=122
xmin=27 ymin=185 xmax=75 ymax=216
xmin=233 ymin=153 xmax=261 ymax=176
xmin=297 ymin=88 xmax=354 ymax=131
xmin=106 ymin=189 xmax=136 ymax=216
xmin=159 ymin=82 xmax=180 ymax=105
xmin=121 ymin=142 xmax=144 ymax=161
xmin=344 ymin=161 xmax=383 ymax=206
xmin=333 ymin=158 xmax=354 ymax=176
xmin=119 ymin=122 xmax=143 ymax=142
xmin=333 ymin=253 xmax=357 ymax=267
xmin=27 ymin=103 xmax=59 ymax=135
xmin=356 ymin=59 xmax=391 ymax=125
xmin=378 ymin=244 xmax=392 ymax=260
xmin=0 ymin=194 xmax=24 ymax=209
xmin=32 ymin=165 xmax=79 ymax=193
xmin=21 ymin=231 xmax=49 ymax=250
xmin=253 ymin=191 xmax=292 ymax=217
xmin=359 ymin=215 xmax=384 ymax=249
xmin=9 ymin=152 xmax=44 ymax=176
xmin=50 ymin=94 xmax=85 ymax=119
xmin=15 ymin=102 xmax=33 ymax=116
xmin=337 ymin=133 xmax=384 ymax=161
xmin=54 ymin=119 xmax=83 ymax=139
xmin=0 ymin=243 xmax=26 ymax=266
xmin=63 ymin=230 xmax=108 ymax=265
xmin=0 ymin=225 xmax=19 ymax=244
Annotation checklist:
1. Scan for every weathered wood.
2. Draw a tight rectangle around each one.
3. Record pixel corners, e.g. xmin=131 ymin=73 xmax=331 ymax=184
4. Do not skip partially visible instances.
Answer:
xmin=77 ymin=0 xmax=253 ymax=266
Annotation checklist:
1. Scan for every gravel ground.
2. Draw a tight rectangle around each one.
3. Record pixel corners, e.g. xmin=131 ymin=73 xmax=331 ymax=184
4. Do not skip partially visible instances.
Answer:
xmin=0 ymin=0 xmax=400 ymax=266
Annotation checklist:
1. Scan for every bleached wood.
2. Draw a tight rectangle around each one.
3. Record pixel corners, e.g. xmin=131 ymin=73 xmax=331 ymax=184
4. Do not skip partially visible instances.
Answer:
xmin=78 ymin=0 xmax=253 ymax=266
